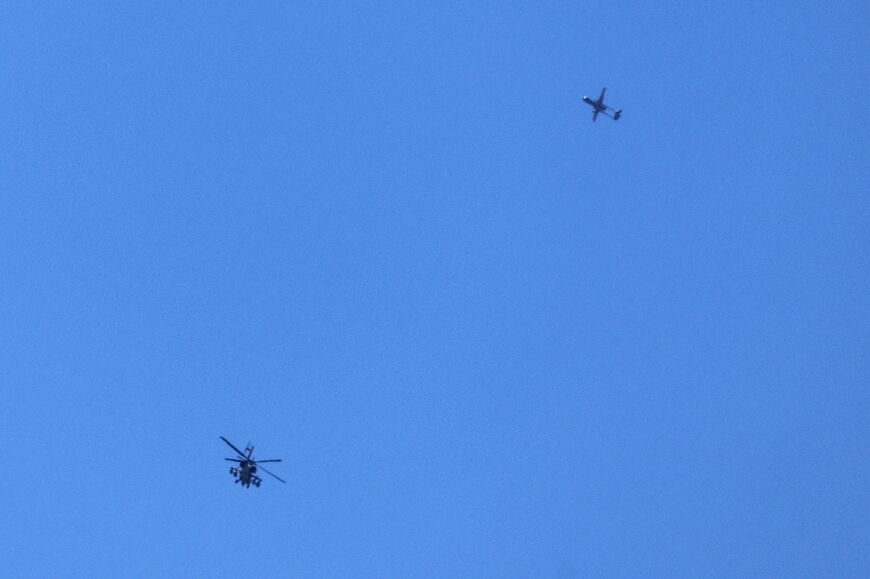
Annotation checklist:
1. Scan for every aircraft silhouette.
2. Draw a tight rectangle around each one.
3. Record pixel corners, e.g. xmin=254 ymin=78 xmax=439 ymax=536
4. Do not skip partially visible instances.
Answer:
xmin=582 ymin=87 xmax=622 ymax=122
xmin=220 ymin=436 xmax=286 ymax=488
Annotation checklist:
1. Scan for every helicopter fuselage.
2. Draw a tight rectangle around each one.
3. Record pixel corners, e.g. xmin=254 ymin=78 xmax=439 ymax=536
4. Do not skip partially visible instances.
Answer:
xmin=229 ymin=460 xmax=261 ymax=488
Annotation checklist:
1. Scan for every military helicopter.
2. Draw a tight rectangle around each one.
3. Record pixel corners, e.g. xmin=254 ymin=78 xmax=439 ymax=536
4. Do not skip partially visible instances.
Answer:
xmin=220 ymin=436 xmax=286 ymax=488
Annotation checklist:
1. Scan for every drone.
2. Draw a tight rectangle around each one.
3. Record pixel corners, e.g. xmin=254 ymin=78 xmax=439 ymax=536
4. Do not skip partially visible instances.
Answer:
xmin=582 ymin=87 xmax=622 ymax=122
xmin=220 ymin=436 xmax=286 ymax=488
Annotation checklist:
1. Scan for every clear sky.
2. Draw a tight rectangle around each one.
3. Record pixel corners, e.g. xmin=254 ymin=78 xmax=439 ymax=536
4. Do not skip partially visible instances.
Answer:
xmin=2 ymin=2 xmax=868 ymax=577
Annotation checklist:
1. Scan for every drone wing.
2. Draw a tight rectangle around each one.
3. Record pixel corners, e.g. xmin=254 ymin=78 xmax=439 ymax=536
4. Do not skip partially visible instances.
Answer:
xmin=258 ymin=464 xmax=287 ymax=484
xmin=220 ymin=436 xmax=248 ymax=459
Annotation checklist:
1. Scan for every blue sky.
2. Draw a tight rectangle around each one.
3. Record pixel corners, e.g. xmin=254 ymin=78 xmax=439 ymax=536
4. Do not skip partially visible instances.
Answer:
xmin=2 ymin=2 xmax=868 ymax=577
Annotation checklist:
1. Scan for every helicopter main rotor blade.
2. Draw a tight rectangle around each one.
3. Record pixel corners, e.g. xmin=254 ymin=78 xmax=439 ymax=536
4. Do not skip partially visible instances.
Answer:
xmin=253 ymin=459 xmax=282 ymax=463
xmin=220 ymin=436 xmax=248 ymax=459
xmin=225 ymin=458 xmax=243 ymax=463
xmin=257 ymin=464 xmax=286 ymax=484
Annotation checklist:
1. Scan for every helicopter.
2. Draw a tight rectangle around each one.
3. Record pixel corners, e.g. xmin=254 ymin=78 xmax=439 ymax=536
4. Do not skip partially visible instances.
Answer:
xmin=220 ymin=436 xmax=286 ymax=488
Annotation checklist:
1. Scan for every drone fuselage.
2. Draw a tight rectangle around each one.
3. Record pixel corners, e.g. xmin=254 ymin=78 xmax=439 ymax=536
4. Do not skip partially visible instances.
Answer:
xmin=582 ymin=95 xmax=606 ymax=113
xmin=582 ymin=88 xmax=621 ymax=122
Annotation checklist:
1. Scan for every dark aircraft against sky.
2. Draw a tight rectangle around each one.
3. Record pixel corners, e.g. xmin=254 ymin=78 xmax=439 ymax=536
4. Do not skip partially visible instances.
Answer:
xmin=220 ymin=436 xmax=286 ymax=488
xmin=217 ymin=91 xmax=623 ymax=489
xmin=582 ymin=87 xmax=622 ymax=122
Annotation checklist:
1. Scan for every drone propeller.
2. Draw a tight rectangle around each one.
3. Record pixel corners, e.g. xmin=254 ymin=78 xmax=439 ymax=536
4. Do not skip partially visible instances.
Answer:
xmin=220 ymin=436 xmax=248 ymax=459
xmin=257 ymin=464 xmax=287 ymax=484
